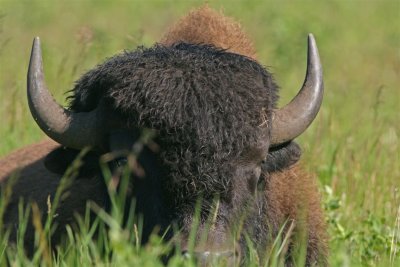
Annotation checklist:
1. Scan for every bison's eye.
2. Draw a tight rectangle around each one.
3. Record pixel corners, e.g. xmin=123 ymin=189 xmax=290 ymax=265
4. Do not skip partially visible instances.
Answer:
xmin=258 ymin=156 xmax=267 ymax=167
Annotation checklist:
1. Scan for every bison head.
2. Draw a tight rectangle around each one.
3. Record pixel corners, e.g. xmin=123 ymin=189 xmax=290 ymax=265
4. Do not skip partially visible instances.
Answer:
xmin=26 ymin=31 xmax=322 ymax=264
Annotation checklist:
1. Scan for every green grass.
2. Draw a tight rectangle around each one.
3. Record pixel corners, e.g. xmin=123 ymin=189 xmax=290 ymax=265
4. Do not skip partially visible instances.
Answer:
xmin=0 ymin=0 xmax=399 ymax=266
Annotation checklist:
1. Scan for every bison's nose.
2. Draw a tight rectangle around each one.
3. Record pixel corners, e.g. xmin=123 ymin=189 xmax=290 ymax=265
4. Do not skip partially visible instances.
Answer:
xmin=182 ymin=250 xmax=237 ymax=266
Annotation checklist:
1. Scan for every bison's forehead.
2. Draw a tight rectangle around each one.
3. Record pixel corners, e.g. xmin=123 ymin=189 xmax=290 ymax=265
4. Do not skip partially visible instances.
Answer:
xmin=69 ymin=43 xmax=278 ymax=159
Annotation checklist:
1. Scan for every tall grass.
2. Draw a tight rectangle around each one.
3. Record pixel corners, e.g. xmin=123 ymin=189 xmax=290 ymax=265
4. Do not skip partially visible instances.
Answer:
xmin=0 ymin=0 xmax=399 ymax=266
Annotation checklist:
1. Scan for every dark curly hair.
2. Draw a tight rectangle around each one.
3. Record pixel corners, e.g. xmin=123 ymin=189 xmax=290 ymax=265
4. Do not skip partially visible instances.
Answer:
xmin=68 ymin=43 xmax=279 ymax=201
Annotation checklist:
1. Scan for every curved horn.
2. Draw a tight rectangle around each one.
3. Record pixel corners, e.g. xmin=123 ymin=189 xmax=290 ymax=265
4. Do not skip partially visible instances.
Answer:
xmin=27 ymin=37 xmax=104 ymax=150
xmin=270 ymin=34 xmax=324 ymax=146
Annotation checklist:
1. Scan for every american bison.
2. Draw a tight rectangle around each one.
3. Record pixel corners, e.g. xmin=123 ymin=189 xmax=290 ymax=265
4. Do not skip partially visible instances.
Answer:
xmin=0 ymin=7 xmax=327 ymax=266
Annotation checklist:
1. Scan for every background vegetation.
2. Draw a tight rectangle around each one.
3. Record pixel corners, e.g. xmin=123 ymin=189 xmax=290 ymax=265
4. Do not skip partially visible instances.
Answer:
xmin=0 ymin=0 xmax=399 ymax=266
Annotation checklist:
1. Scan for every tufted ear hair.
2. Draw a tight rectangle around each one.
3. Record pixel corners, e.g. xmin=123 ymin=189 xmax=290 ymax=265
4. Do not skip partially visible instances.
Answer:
xmin=262 ymin=141 xmax=302 ymax=173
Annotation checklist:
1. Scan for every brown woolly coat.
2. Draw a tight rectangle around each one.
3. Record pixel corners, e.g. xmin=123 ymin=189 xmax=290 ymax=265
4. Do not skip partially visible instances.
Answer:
xmin=0 ymin=5 xmax=327 ymax=265
xmin=0 ymin=139 xmax=58 ymax=181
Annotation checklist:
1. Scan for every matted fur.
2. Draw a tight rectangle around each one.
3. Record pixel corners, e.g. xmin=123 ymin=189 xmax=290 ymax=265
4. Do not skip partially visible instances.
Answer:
xmin=0 ymin=6 xmax=327 ymax=266
xmin=68 ymin=43 xmax=278 ymax=200
xmin=161 ymin=5 xmax=257 ymax=59
xmin=0 ymin=139 xmax=58 ymax=181
xmin=264 ymin=165 xmax=328 ymax=265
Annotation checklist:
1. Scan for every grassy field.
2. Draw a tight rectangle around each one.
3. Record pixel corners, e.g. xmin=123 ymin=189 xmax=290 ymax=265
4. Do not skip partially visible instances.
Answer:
xmin=0 ymin=0 xmax=399 ymax=266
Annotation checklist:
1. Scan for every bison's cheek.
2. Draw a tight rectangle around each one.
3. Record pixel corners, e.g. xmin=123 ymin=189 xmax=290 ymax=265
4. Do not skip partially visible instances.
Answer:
xmin=230 ymin=164 xmax=261 ymax=207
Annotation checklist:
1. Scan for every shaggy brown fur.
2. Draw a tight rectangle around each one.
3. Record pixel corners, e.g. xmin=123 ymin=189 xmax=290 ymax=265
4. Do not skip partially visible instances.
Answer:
xmin=161 ymin=5 xmax=257 ymax=59
xmin=0 ymin=6 xmax=327 ymax=266
xmin=162 ymin=9 xmax=328 ymax=263
xmin=0 ymin=143 xmax=109 ymax=253
xmin=0 ymin=139 xmax=58 ymax=182
xmin=264 ymin=165 xmax=327 ymax=265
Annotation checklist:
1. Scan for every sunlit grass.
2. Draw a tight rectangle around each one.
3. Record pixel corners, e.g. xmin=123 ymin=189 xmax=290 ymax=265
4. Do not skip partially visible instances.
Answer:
xmin=0 ymin=158 xmax=314 ymax=267
xmin=0 ymin=0 xmax=399 ymax=266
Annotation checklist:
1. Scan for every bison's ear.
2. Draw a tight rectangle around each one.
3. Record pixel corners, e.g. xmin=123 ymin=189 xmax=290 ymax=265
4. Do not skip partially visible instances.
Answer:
xmin=262 ymin=141 xmax=302 ymax=173
xmin=44 ymin=147 xmax=100 ymax=176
